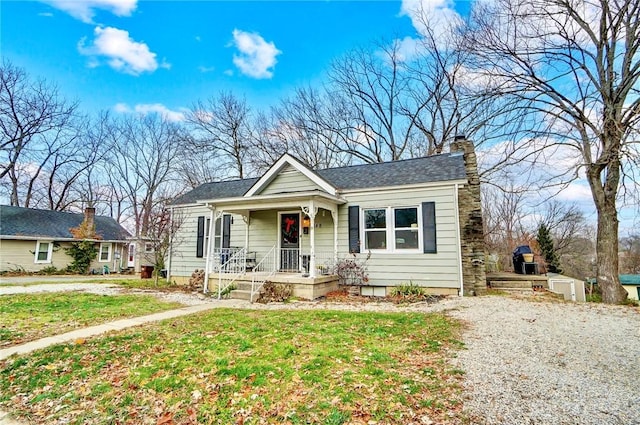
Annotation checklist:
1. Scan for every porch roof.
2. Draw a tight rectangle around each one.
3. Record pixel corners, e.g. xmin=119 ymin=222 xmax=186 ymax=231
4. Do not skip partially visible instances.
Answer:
xmin=201 ymin=190 xmax=346 ymax=213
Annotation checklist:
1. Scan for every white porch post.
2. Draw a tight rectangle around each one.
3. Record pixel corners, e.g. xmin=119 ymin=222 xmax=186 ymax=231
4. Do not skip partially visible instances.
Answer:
xmin=242 ymin=213 xmax=250 ymax=250
xmin=331 ymin=207 xmax=338 ymax=266
xmin=203 ymin=207 xmax=216 ymax=293
xmin=303 ymin=201 xmax=318 ymax=278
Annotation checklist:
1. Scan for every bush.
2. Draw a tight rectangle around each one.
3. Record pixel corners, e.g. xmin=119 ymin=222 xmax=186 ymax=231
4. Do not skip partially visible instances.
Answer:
xmin=256 ymin=281 xmax=293 ymax=303
xmin=38 ymin=265 xmax=60 ymax=275
xmin=390 ymin=282 xmax=427 ymax=297
xmin=64 ymin=240 xmax=98 ymax=274
xmin=334 ymin=252 xmax=370 ymax=285
xmin=388 ymin=282 xmax=441 ymax=304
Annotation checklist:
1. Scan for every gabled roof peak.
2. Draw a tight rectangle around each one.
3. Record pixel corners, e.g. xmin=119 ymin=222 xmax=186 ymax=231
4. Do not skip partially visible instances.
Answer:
xmin=244 ymin=153 xmax=337 ymax=197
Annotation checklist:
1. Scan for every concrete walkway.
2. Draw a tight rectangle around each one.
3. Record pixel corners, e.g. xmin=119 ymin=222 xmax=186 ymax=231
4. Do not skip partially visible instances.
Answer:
xmin=0 ymin=303 xmax=217 ymax=360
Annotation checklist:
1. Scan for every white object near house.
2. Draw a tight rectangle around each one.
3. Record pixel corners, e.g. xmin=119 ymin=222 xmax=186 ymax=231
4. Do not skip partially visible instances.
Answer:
xmin=548 ymin=275 xmax=586 ymax=302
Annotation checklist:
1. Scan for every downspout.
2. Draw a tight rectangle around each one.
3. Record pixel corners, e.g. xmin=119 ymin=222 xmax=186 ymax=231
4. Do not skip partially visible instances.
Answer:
xmin=453 ymin=183 xmax=464 ymax=297
xmin=203 ymin=207 xmax=215 ymax=294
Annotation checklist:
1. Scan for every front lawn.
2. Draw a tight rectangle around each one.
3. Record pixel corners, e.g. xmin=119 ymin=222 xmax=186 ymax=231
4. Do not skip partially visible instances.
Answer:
xmin=0 ymin=293 xmax=183 ymax=347
xmin=0 ymin=309 xmax=464 ymax=424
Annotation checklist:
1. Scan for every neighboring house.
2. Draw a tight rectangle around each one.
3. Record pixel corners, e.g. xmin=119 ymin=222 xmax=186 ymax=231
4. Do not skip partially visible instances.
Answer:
xmin=0 ymin=205 xmax=131 ymax=273
xmin=168 ymin=138 xmax=486 ymax=300
xmin=620 ymin=274 xmax=640 ymax=300
xmin=125 ymin=237 xmax=157 ymax=274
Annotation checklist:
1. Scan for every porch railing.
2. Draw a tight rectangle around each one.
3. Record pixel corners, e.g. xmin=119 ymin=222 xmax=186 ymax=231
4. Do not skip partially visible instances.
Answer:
xmin=217 ymin=248 xmax=247 ymax=300
xmin=250 ymin=245 xmax=278 ymax=303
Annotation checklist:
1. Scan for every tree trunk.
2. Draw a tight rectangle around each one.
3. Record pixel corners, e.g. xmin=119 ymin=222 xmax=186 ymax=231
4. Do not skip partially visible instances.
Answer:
xmin=587 ymin=151 xmax=628 ymax=304
xmin=595 ymin=202 xmax=627 ymax=303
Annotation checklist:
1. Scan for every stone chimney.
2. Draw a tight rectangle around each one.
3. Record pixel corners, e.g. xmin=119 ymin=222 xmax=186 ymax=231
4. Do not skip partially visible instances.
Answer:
xmin=451 ymin=136 xmax=487 ymax=296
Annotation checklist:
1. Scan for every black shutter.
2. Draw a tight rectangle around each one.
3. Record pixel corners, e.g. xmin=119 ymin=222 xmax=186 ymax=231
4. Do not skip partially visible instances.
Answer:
xmin=348 ymin=205 xmax=360 ymax=253
xmin=196 ymin=216 xmax=205 ymax=258
xmin=222 ymin=215 xmax=232 ymax=248
xmin=422 ymin=202 xmax=436 ymax=253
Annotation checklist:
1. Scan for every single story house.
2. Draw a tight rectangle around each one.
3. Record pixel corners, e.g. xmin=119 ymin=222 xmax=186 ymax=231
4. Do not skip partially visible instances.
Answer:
xmin=620 ymin=274 xmax=640 ymax=300
xmin=0 ymin=205 xmax=131 ymax=274
xmin=167 ymin=138 xmax=486 ymax=300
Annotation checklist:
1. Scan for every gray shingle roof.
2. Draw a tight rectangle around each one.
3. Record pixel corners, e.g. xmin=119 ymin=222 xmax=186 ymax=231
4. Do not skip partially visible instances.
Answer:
xmin=316 ymin=153 xmax=466 ymax=190
xmin=171 ymin=153 xmax=467 ymax=205
xmin=171 ymin=178 xmax=259 ymax=206
xmin=0 ymin=205 xmax=131 ymax=240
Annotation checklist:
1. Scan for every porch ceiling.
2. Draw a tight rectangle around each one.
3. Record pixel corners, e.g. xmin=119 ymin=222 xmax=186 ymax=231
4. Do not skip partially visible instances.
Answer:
xmin=201 ymin=190 xmax=346 ymax=213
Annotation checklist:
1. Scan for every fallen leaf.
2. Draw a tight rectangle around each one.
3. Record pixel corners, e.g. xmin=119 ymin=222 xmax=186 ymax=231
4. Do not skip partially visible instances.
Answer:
xmin=157 ymin=412 xmax=174 ymax=425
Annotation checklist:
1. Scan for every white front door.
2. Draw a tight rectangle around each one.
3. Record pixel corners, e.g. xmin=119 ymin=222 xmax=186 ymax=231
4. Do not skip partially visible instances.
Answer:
xmin=127 ymin=243 xmax=135 ymax=268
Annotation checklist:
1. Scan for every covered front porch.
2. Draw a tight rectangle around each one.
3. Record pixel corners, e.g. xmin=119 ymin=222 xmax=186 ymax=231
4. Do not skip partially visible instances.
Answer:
xmin=201 ymin=191 xmax=346 ymax=300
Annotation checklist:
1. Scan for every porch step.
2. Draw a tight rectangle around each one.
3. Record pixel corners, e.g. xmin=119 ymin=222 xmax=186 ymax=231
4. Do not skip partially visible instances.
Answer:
xmin=229 ymin=289 xmax=260 ymax=302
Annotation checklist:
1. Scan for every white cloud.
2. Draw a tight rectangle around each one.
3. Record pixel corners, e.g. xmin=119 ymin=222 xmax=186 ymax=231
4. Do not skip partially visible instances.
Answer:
xmin=40 ymin=0 xmax=137 ymax=23
xmin=555 ymin=182 xmax=593 ymax=203
xmin=198 ymin=65 xmax=215 ymax=73
xmin=79 ymin=26 xmax=167 ymax=75
xmin=114 ymin=103 xmax=186 ymax=122
xmin=400 ymin=0 xmax=462 ymax=40
xmin=38 ymin=12 xmax=54 ymax=17
xmin=231 ymin=29 xmax=281 ymax=79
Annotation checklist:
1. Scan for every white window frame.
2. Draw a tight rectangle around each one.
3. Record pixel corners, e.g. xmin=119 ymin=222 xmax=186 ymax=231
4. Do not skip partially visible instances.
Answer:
xmin=144 ymin=242 xmax=155 ymax=253
xmin=361 ymin=206 xmax=422 ymax=253
xmin=34 ymin=240 xmax=53 ymax=264
xmin=98 ymin=243 xmax=112 ymax=262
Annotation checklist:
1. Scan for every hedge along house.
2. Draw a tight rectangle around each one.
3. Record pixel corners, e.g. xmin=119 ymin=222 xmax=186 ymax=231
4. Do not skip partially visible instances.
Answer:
xmin=167 ymin=138 xmax=486 ymax=301
xmin=0 ymin=205 xmax=131 ymax=273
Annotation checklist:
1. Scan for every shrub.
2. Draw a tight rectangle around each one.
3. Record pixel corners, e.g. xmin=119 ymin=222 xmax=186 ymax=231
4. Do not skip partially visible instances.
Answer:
xmin=390 ymin=282 xmax=427 ymax=297
xmin=39 ymin=265 xmax=60 ymax=275
xmin=256 ymin=281 xmax=293 ymax=303
xmin=334 ymin=252 xmax=370 ymax=285
xmin=64 ymin=240 xmax=98 ymax=274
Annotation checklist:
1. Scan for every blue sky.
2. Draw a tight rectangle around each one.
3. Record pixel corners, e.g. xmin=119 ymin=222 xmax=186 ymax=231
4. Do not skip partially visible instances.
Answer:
xmin=2 ymin=0 xmax=636 ymax=232
xmin=2 ymin=0 xmax=435 ymax=116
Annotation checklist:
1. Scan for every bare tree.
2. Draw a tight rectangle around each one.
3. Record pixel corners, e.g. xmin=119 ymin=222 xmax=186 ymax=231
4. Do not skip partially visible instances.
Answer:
xmin=328 ymin=43 xmax=412 ymax=163
xmin=249 ymin=87 xmax=353 ymax=173
xmin=464 ymin=0 xmax=640 ymax=302
xmin=107 ymin=114 xmax=185 ymax=237
xmin=481 ymin=179 xmax=531 ymax=271
xmin=0 ymin=61 xmax=78 ymax=205
xmin=186 ymin=92 xmax=253 ymax=179
xmin=620 ymin=234 xmax=640 ymax=274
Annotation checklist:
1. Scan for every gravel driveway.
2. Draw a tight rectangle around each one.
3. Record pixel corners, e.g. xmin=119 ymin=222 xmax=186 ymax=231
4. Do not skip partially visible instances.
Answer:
xmin=446 ymin=296 xmax=640 ymax=425
xmin=1 ymin=282 xmax=638 ymax=424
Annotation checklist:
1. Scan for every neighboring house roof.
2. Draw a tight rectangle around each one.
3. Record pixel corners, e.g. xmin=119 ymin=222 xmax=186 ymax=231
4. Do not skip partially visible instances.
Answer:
xmin=0 ymin=205 xmax=131 ymax=241
xmin=171 ymin=152 xmax=467 ymax=205
xmin=620 ymin=274 xmax=640 ymax=285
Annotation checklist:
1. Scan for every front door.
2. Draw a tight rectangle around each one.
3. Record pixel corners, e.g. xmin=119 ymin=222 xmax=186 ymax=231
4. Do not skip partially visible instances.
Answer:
xmin=127 ymin=243 xmax=135 ymax=268
xmin=280 ymin=212 xmax=299 ymax=271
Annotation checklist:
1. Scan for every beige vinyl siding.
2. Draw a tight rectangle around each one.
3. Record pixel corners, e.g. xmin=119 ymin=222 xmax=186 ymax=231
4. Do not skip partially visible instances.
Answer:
xmin=300 ymin=209 xmax=335 ymax=256
xmin=259 ymin=165 xmax=323 ymax=195
xmin=246 ymin=210 xmax=278 ymax=261
xmin=337 ymin=185 xmax=461 ymax=289
xmin=622 ymin=285 xmax=640 ymax=300
xmin=170 ymin=205 xmax=210 ymax=277
xmin=0 ymin=239 xmax=126 ymax=273
xmin=170 ymin=204 xmax=250 ymax=278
